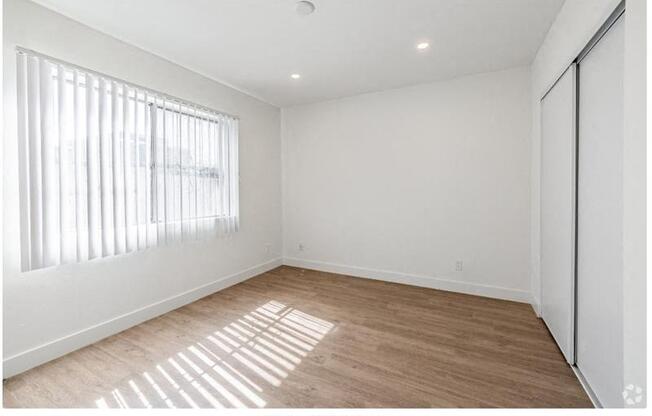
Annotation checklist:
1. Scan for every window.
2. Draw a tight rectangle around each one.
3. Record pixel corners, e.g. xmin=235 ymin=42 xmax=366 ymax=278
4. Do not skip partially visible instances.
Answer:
xmin=16 ymin=49 xmax=239 ymax=271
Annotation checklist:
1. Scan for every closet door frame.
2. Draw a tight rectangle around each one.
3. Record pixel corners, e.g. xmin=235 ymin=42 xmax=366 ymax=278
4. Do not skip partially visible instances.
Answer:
xmin=538 ymin=0 xmax=625 ymax=407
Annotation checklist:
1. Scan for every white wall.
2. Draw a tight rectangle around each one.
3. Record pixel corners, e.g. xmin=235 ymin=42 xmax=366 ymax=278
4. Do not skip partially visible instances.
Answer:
xmin=622 ymin=0 xmax=646 ymax=407
xmin=0 ymin=0 xmax=4 ymax=381
xmin=2 ymin=0 xmax=282 ymax=376
xmin=530 ymin=0 xmax=646 ymax=407
xmin=282 ymin=67 xmax=532 ymax=302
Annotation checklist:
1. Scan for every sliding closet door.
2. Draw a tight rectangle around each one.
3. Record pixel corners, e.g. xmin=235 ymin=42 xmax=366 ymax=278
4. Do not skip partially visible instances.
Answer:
xmin=540 ymin=64 xmax=576 ymax=363
xmin=576 ymin=14 xmax=624 ymax=408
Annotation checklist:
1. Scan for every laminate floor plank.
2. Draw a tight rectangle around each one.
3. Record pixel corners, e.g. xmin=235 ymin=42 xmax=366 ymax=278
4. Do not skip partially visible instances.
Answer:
xmin=3 ymin=266 xmax=592 ymax=408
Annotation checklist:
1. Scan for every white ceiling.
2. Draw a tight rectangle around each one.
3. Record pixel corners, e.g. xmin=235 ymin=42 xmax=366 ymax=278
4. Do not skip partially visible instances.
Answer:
xmin=30 ymin=0 xmax=564 ymax=107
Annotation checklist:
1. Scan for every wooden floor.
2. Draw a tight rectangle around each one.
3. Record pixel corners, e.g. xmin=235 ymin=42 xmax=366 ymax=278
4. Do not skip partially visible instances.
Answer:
xmin=3 ymin=266 xmax=592 ymax=408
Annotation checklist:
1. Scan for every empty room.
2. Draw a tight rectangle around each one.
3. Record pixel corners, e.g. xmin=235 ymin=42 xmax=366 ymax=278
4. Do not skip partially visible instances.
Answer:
xmin=1 ymin=0 xmax=648 ymax=413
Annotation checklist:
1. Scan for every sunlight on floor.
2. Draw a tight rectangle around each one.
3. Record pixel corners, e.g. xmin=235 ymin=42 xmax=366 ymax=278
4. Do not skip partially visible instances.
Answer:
xmin=93 ymin=300 xmax=334 ymax=408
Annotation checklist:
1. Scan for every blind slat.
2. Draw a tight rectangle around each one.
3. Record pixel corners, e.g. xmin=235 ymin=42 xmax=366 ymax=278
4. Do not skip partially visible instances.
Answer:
xmin=16 ymin=49 xmax=239 ymax=272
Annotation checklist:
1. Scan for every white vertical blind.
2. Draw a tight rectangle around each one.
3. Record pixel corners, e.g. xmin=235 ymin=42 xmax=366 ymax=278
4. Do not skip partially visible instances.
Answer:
xmin=16 ymin=49 xmax=239 ymax=272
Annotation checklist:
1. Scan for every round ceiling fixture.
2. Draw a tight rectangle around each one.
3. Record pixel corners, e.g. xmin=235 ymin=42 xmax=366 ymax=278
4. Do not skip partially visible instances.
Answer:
xmin=296 ymin=1 xmax=316 ymax=16
xmin=417 ymin=42 xmax=430 ymax=50
xmin=291 ymin=73 xmax=301 ymax=79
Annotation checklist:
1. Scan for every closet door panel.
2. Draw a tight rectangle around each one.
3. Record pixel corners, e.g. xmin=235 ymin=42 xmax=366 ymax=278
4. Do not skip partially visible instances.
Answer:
xmin=540 ymin=64 xmax=576 ymax=363
xmin=576 ymin=15 xmax=624 ymax=408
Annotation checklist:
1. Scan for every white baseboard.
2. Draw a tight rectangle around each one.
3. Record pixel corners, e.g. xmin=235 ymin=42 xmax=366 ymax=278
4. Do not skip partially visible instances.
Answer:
xmin=572 ymin=365 xmax=601 ymax=408
xmin=531 ymin=299 xmax=542 ymax=317
xmin=283 ymin=257 xmax=531 ymax=303
xmin=3 ymin=257 xmax=282 ymax=379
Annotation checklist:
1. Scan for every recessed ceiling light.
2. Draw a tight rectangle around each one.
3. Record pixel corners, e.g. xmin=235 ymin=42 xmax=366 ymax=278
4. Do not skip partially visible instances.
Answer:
xmin=291 ymin=73 xmax=301 ymax=79
xmin=417 ymin=42 xmax=430 ymax=50
xmin=296 ymin=1 xmax=316 ymax=16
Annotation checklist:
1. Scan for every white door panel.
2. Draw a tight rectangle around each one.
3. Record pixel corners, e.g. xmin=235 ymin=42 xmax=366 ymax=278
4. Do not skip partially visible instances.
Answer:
xmin=540 ymin=64 xmax=576 ymax=363
xmin=576 ymin=15 xmax=624 ymax=408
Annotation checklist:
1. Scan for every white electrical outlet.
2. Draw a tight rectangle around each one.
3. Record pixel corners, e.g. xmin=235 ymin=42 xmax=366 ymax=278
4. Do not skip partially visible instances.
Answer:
xmin=455 ymin=260 xmax=463 ymax=272
xmin=265 ymin=243 xmax=271 ymax=254
xmin=298 ymin=243 xmax=305 ymax=252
